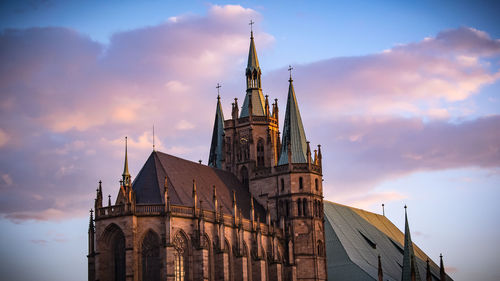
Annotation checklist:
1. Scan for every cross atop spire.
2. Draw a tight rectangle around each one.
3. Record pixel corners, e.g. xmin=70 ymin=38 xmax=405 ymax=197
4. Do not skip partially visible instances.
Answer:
xmin=249 ymin=20 xmax=255 ymax=37
xmin=288 ymin=65 xmax=294 ymax=81
xmin=216 ymin=83 xmax=221 ymax=98
xmin=152 ymin=125 xmax=155 ymax=151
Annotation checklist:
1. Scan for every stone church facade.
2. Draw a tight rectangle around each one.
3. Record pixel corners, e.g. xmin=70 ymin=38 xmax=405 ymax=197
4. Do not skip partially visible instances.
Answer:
xmin=88 ymin=30 xmax=327 ymax=281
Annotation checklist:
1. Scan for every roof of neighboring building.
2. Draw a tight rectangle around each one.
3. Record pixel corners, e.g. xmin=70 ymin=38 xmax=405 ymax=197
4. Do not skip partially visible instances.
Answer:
xmin=324 ymin=201 xmax=453 ymax=281
xmin=132 ymin=151 xmax=266 ymax=219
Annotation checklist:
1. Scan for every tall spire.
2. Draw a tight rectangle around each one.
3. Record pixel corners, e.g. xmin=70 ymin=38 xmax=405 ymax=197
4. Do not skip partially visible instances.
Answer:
xmin=122 ymin=137 xmax=131 ymax=186
xmin=278 ymin=67 xmax=308 ymax=165
xmin=241 ymin=23 xmax=265 ymax=118
xmin=208 ymin=85 xmax=225 ymax=168
xmin=401 ymin=205 xmax=421 ymax=281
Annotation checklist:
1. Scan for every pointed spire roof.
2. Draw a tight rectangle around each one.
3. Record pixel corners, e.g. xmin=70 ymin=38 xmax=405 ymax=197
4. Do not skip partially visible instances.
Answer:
xmin=402 ymin=206 xmax=422 ymax=281
xmin=208 ymin=94 xmax=225 ymax=168
xmin=278 ymin=74 xmax=308 ymax=165
xmin=247 ymin=30 xmax=260 ymax=71
xmin=240 ymin=30 xmax=266 ymax=118
xmin=123 ymin=136 xmax=130 ymax=177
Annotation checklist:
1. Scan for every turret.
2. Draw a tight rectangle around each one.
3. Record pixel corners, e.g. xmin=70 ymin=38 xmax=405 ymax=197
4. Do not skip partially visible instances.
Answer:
xmin=95 ymin=180 xmax=103 ymax=210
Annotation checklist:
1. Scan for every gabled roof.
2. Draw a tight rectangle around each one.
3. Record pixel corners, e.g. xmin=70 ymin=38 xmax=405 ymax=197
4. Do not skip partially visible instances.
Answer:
xmin=132 ymin=151 xmax=265 ymax=219
xmin=324 ymin=201 xmax=453 ymax=281
xmin=278 ymin=78 xmax=308 ymax=165
xmin=208 ymin=96 xmax=224 ymax=168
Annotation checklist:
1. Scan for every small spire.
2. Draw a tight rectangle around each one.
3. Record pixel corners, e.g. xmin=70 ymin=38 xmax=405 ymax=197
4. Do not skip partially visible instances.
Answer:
xmin=108 ymin=195 xmax=111 ymax=206
xmin=440 ymin=253 xmax=446 ymax=281
xmin=426 ymin=258 xmax=432 ymax=281
xmin=401 ymin=205 xmax=421 ymax=281
xmin=378 ymin=254 xmax=383 ymax=281
xmin=89 ymin=209 xmax=94 ymax=229
xmin=122 ymin=137 xmax=131 ymax=186
xmin=382 ymin=203 xmax=385 ymax=216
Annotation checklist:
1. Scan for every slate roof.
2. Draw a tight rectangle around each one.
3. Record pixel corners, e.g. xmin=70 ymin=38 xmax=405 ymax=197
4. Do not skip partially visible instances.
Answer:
xmin=132 ymin=151 xmax=265 ymax=219
xmin=278 ymin=78 xmax=308 ymax=165
xmin=324 ymin=201 xmax=453 ymax=281
xmin=208 ymin=96 xmax=224 ymax=168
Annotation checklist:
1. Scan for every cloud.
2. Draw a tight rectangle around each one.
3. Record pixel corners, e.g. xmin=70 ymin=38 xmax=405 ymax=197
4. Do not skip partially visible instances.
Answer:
xmin=267 ymin=27 xmax=500 ymax=119
xmin=1 ymin=8 xmax=499 ymax=223
xmin=318 ymin=115 xmax=500 ymax=192
xmin=0 ymin=4 xmax=270 ymax=221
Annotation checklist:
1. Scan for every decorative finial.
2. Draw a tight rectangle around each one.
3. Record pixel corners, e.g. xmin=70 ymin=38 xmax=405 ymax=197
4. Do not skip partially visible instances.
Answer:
xmin=108 ymin=194 xmax=111 ymax=206
xmin=382 ymin=203 xmax=385 ymax=216
xmin=249 ymin=20 xmax=255 ymax=37
xmin=152 ymin=125 xmax=155 ymax=151
xmin=198 ymin=159 xmax=202 ymax=164
xmin=288 ymin=65 xmax=294 ymax=81
xmin=216 ymin=83 xmax=221 ymax=99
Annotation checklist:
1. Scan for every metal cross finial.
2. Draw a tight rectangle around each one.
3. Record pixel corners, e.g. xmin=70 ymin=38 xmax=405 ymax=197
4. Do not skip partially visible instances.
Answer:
xmin=216 ymin=83 xmax=221 ymax=97
xmin=288 ymin=65 xmax=294 ymax=80
xmin=249 ymin=20 xmax=255 ymax=31
xmin=152 ymin=124 xmax=155 ymax=151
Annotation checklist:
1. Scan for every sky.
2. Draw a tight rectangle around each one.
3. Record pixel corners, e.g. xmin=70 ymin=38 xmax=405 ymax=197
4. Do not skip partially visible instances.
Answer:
xmin=0 ymin=0 xmax=499 ymax=280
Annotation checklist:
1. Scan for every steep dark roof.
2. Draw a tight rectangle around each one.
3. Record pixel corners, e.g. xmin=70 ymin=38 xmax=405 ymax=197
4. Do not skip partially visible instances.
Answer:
xmin=324 ymin=201 xmax=453 ymax=281
xmin=132 ymin=151 xmax=265 ymax=219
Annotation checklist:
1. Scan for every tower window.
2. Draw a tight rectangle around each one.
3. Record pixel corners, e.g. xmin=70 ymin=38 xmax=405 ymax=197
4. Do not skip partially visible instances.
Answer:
xmin=297 ymin=199 xmax=302 ymax=216
xmin=299 ymin=177 xmax=303 ymax=189
xmin=257 ymin=139 xmax=265 ymax=167
xmin=286 ymin=200 xmax=290 ymax=217
xmin=281 ymin=178 xmax=285 ymax=192
xmin=303 ymin=199 xmax=308 ymax=216
xmin=315 ymin=178 xmax=318 ymax=191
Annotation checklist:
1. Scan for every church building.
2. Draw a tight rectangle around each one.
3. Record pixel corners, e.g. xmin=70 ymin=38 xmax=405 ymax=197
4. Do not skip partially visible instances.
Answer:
xmin=87 ymin=29 xmax=453 ymax=281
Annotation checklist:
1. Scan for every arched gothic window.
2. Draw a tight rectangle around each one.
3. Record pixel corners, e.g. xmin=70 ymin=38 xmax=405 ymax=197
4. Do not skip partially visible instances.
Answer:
xmin=142 ymin=231 xmax=160 ymax=281
xmin=315 ymin=178 xmax=319 ymax=191
xmin=314 ymin=200 xmax=317 ymax=217
xmin=303 ymin=199 xmax=308 ymax=216
xmin=173 ymin=233 xmax=189 ymax=281
xmin=280 ymin=178 xmax=285 ymax=192
xmin=257 ymin=138 xmax=265 ymax=167
xmin=299 ymin=177 xmax=303 ymax=189
xmin=317 ymin=240 xmax=325 ymax=257
xmin=286 ymin=200 xmax=290 ymax=217
xmin=113 ymin=231 xmax=126 ymax=281
xmin=297 ymin=199 xmax=302 ymax=216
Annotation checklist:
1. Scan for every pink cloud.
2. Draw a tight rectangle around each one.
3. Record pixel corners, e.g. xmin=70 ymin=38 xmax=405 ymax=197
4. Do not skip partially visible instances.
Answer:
xmin=266 ymin=27 xmax=500 ymax=118
xmin=1 ymin=9 xmax=499 ymax=223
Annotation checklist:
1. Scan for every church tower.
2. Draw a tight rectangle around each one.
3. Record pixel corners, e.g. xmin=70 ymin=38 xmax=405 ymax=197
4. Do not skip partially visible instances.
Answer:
xmin=209 ymin=27 xmax=327 ymax=281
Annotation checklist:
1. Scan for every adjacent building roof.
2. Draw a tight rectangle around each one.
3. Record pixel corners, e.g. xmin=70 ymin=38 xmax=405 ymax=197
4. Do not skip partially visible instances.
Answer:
xmin=132 ymin=151 xmax=265 ymax=219
xmin=278 ymin=77 xmax=308 ymax=165
xmin=324 ymin=201 xmax=453 ymax=281
xmin=208 ymin=96 xmax=224 ymax=168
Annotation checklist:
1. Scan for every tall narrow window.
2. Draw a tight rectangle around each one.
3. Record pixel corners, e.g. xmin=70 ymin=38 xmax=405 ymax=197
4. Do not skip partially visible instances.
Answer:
xmin=240 ymin=166 xmax=249 ymax=189
xmin=113 ymin=232 xmax=126 ymax=281
xmin=303 ymin=199 xmax=308 ymax=216
xmin=173 ymin=233 xmax=189 ymax=281
xmin=315 ymin=178 xmax=318 ymax=191
xmin=297 ymin=199 xmax=302 ymax=216
xmin=257 ymin=139 xmax=265 ymax=167
xmin=299 ymin=177 xmax=303 ymax=189
xmin=142 ymin=231 xmax=160 ymax=281
xmin=281 ymin=178 xmax=285 ymax=192
xmin=314 ymin=201 xmax=317 ymax=217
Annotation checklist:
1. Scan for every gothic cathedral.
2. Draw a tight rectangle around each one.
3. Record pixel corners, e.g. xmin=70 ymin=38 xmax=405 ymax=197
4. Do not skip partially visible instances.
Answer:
xmin=88 ymin=30 xmax=327 ymax=281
